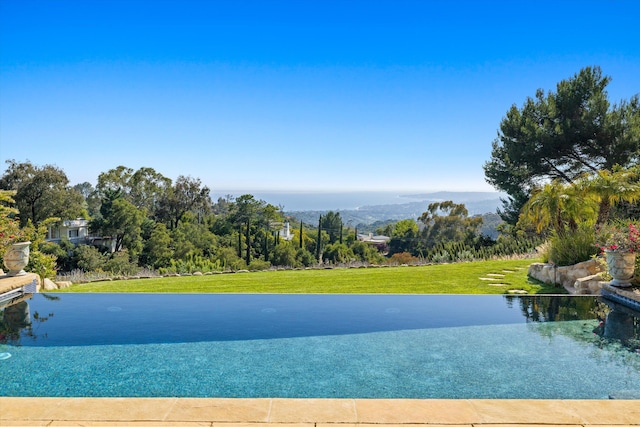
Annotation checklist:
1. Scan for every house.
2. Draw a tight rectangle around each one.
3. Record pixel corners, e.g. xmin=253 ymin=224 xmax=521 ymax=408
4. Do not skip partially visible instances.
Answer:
xmin=357 ymin=233 xmax=390 ymax=252
xmin=46 ymin=219 xmax=115 ymax=251
xmin=280 ymin=221 xmax=294 ymax=241
xmin=46 ymin=219 xmax=90 ymax=244
xmin=357 ymin=232 xmax=391 ymax=244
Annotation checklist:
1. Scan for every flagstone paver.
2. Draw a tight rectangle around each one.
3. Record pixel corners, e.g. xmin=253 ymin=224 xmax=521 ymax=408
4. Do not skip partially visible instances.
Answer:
xmin=2 ymin=398 xmax=639 ymax=426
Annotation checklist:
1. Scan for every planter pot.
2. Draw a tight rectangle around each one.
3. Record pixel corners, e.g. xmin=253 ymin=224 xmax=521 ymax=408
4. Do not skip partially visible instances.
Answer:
xmin=3 ymin=241 xmax=31 ymax=277
xmin=605 ymin=250 xmax=636 ymax=288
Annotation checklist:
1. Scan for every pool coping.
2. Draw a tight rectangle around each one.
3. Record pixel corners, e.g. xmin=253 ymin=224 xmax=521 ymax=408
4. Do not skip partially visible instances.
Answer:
xmin=1 ymin=397 xmax=640 ymax=426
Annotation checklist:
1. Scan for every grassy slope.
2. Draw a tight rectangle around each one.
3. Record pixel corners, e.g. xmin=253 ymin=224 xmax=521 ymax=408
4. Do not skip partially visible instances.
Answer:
xmin=58 ymin=259 xmax=560 ymax=294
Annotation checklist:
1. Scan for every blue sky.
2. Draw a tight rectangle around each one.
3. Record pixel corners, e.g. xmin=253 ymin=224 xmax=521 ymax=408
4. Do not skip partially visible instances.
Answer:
xmin=1 ymin=0 xmax=639 ymax=193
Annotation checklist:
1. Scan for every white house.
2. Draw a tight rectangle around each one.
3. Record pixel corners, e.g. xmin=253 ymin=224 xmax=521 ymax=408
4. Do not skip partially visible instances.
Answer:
xmin=280 ymin=221 xmax=294 ymax=241
xmin=46 ymin=219 xmax=90 ymax=244
xmin=46 ymin=219 xmax=115 ymax=251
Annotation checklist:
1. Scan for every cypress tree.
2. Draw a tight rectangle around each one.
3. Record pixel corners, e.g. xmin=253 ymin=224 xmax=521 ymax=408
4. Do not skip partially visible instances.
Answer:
xmin=316 ymin=215 xmax=322 ymax=261
xmin=245 ymin=218 xmax=251 ymax=265
xmin=299 ymin=221 xmax=303 ymax=248
xmin=263 ymin=231 xmax=269 ymax=262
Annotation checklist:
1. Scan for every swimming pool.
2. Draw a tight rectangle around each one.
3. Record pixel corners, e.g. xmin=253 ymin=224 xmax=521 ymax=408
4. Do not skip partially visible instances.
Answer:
xmin=1 ymin=293 xmax=639 ymax=399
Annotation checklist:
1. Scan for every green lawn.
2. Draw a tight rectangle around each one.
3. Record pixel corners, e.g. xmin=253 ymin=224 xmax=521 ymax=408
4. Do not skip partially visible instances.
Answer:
xmin=57 ymin=258 xmax=561 ymax=294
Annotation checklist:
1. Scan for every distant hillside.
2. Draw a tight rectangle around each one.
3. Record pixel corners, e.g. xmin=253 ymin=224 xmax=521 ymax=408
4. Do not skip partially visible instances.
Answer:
xmin=286 ymin=192 xmax=504 ymax=231
xmin=401 ymin=191 xmax=505 ymax=203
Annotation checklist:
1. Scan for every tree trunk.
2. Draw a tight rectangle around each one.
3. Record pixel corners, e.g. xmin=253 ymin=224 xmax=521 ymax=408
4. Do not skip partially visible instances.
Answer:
xmin=596 ymin=198 xmax=611 ymax=230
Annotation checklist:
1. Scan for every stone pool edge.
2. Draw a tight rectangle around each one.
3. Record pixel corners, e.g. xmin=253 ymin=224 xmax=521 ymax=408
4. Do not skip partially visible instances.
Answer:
xmin=1 ymin=397 xmax=639 ymax=426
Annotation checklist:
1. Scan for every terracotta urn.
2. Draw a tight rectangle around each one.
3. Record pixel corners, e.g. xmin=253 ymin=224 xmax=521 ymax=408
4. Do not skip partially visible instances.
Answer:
xmin=3 ymin=241 xmax=31 ymax=277
xmin=605 ymin=250 xmax=636 ymax=288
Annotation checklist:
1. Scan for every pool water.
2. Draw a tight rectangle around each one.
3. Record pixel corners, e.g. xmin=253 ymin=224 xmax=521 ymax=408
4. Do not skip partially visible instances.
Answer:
xmin=1 ymin=293 xmax=640 ymax=399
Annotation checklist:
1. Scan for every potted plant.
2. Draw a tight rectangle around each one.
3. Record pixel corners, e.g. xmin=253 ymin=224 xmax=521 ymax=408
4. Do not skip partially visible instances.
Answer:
xmin=596 ymin=223 xmax=640 ymax=287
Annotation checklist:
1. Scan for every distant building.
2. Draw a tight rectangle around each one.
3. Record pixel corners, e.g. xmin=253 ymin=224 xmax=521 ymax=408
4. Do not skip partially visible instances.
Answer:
xmin=357 ymin=233 xmax=391 ymax=244
xmin=357 ymin=233 xmax=390 ymax=253
xmin=280 ymin=221 xmax=293 ymax=241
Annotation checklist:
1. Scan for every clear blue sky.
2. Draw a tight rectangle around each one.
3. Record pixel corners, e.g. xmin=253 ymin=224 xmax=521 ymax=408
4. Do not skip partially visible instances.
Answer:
xmin=1 ymin=0 xmax=638 ymax=193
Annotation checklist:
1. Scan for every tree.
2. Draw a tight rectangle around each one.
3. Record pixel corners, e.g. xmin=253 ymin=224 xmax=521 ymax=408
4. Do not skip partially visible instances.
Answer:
xmin=73 ymin=182 xmax=101 ymax=218
xmin=129 ymin=167 xmax=172 ymax=215
xmin=142 ymin=222 xmax=173 ymax=268
xmin=97 ymin=166 xmax=171 ymax=217
xmin=96 ymin=166 xmax=135 ymax=197
xmin=271 ymin=242 xmax=297 ymax=267
xmin=93 ymin=191 xmax=144 ymax=254
xmin=230 ymin=194 xmax=262 ymax=265
xmin=316 ymin=215 xmax=323 ymax=261
xmin=388 ymin=219 xmax=419 ymax=255
xmin=419 ymin=201 xmax=482 ymax=249
xmin=258 ymin=203 xmax=282 ymax=262
xmin=321 ymin=211 xmax=343 ymax=244
xmin=322 ymin=243 xmax=354 ymax=264
xmin=0 ymin=160 xmax=85 ymax=226
xmin=156 ymin=175 xmax=211 ymax=229
xmin=577 ymin=167 xmax=640 ymax=228
xmin=518 ymin=180 xmax=596 ymax=235
xmin=0 ymin=190 xmax=23 ymax=254
xmin=484 ymin=67 xmax=640 ymax=222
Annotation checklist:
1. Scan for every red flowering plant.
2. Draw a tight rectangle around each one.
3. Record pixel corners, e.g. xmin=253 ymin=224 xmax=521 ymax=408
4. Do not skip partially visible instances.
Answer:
xmin=596 ymin=222 xmax=640 ymax=253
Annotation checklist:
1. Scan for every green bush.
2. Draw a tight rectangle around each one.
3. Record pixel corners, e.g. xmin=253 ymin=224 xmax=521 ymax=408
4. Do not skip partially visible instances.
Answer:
xmin=74 ymin=244 xmax=107 ymax=272
xmin=214 ymin=247 xmax=247 ymax=271
xmin=323 ymin=243 xmax=355 ymax=264
xmin=248 ymin=259 xmax=270 ymax=271
xmin=296 ymin=248 xmax=316 ymax=267
xmin=159 ymin=253 xmax=223 ymax=274
xmin=548 ymin=226 xmax=598 ymax=266
xmin=104 ymin=250 xmax=138 ymax=276
xmin=431 ymin=251 xmax=451 ymax=263
xmin=271 ymin=243 xmax=298 ymax=267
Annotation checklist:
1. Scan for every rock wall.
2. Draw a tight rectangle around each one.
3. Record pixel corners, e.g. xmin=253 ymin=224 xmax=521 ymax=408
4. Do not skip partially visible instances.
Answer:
xmin=528 ymin=259 xmax=604 ymax=294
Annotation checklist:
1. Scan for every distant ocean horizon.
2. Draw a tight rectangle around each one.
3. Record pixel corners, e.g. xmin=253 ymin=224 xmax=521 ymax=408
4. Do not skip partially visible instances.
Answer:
xmin=211 ymin=190 xmax=502 ymax=212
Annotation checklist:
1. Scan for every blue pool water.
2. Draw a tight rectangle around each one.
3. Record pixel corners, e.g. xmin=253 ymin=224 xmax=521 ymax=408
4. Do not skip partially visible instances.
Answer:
xmin=1 ymin=293 xmax=640 ymax=399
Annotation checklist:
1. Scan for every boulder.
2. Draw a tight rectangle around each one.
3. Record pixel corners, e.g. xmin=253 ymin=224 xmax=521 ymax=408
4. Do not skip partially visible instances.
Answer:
xmin=43 ymin=278 xmax=58 ymax=291
xmin=574 ymin=274 xmax=603 ymax=295
xmin=55 ymin=281 xmax=72 ymax=289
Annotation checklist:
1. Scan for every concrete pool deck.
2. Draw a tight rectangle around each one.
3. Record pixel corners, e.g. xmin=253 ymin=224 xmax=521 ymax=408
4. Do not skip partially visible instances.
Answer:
xmin=1 ymin=398 xmax=640 ymax=426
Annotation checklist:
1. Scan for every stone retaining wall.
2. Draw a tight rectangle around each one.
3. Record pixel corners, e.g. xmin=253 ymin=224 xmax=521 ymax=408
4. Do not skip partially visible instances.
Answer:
xmin=528 ymin=259 xmax=604 ymax=294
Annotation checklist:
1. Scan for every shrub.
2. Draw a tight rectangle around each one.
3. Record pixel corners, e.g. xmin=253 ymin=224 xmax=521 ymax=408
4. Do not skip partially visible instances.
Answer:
xmin=248 ymin=259 xmax=270 ymax=271
xmin=74 ymin=244 xmax=107 ymax=272
xmin=296 ymin=248 xmax=316 ymax=267
xmin=159 ymin=253 xmax=223 ymax=274
xmin=215 ymin=247 xmax=247 ymax=271
xmin=271 ymin=243 xmax=298 ymax=267
xmin=104 ymin=250 xmax=139 ymax=276
xmin=387 ymin=252 xmax=418 ymax=265
xmin=548 ymin=226 xmax=598 ymax=266
xmin=351 ymin=241 xmax=385 ymax=264
xmin=431 ymin=251 xmax=451 ymax=263
xmin=456 ymin=250 xmax=475 ymax=261
xmin=323 ymin=243 xmax=355 ymax=264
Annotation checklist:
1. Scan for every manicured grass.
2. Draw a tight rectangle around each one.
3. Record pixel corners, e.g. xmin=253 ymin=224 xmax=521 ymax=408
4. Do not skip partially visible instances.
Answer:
xmin=57 ymin=258 xmax=561 ymax=294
